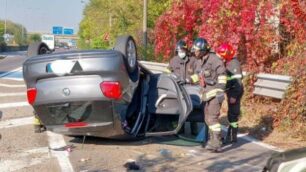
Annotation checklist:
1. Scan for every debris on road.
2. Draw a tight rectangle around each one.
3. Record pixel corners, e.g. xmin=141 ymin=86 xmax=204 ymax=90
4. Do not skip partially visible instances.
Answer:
xmin=124 ymin=159 xmax=140 ymax=171
xmin=80 ymin=158 xmax=90 ymax=162
xmin=50 ymin=144 xmax=75 ymax=152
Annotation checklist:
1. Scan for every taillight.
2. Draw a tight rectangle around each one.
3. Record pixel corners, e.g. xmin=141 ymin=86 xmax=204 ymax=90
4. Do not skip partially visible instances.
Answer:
xmin=100 ymin=81 xmax=122 ymax=100
xmin=64 ymin=122 xmax=88 ymax=128
xmin=27 ymin=88 xmax=37 ymax=105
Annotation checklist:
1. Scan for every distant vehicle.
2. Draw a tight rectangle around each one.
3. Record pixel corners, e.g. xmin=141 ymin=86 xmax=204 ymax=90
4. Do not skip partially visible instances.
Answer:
xmin=41 ymin=34 xmax=55 ymax=51
xmin=23 ymin=35 xmax=204 ymax=140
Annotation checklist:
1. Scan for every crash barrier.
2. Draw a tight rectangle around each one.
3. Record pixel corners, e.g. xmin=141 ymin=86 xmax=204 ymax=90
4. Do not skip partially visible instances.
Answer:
xmin=254 ymin=73 xmax=292 ymax=99
xmin=140 ymin=61 xmax=168 ymax=74
xmin=0 ymin=45 xmax=28 ymax=52
xmin=139 ymin=61 xmax=292 ymax=100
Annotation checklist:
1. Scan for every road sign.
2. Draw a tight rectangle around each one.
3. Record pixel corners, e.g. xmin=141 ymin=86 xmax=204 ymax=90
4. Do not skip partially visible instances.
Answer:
xmin=63 ymin=28 xmax=74 ymax=35
xmin=52 ymin=26 xmax=63 ymax=35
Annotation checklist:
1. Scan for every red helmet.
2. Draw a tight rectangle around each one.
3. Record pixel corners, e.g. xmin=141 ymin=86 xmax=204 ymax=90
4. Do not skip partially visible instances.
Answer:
xmin=216 ymin=43 xmax=235 ymax=61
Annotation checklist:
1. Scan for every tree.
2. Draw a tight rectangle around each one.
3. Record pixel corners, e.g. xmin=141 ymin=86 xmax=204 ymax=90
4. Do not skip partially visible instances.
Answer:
xmin=154 ymin=0 xmax=305 ymax=71
xmin=28 ymin=34 xmax=41 ymax=43
xmin=78 ymin=0 xmax=172 ymax=52
xmin=0 ymin=20 xmax=27 ymax=46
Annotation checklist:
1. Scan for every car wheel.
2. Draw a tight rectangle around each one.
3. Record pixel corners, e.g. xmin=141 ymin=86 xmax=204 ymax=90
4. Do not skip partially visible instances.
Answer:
xmin=27 ymin=42 xmax=50 ymax=57
xmin=114 ymin=35 xmax=138 ymax=73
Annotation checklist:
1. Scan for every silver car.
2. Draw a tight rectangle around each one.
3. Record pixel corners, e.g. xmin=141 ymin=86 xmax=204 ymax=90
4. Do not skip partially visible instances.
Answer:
xmin=23 ymin=35 xmax=204 ymax=139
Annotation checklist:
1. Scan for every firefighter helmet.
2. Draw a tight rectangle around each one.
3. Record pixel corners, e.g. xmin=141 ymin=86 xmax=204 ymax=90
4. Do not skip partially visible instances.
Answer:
xmin=216 ymin=43 xmax=235 ymax=61
xmin=191 ymin=38 xmax=210 ymax=53
xmin=175 ymin=40 xmax=188 ymax=51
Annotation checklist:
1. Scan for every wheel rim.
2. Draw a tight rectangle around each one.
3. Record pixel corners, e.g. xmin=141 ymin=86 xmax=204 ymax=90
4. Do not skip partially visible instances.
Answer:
xmin=127 ymin=40 xmax=136 ymax=69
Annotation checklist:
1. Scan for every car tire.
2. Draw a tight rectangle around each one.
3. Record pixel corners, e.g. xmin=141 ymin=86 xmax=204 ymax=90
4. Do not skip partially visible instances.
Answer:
xmin=27 ymin=42 xmax=50 ymax=57
xmin=114 ymin=35 xmax=138 ymax=74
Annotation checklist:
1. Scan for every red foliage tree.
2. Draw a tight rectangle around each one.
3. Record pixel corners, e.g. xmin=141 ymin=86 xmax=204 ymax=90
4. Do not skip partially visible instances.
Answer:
xmin=154 ymin=0 xmax=305 ymax=72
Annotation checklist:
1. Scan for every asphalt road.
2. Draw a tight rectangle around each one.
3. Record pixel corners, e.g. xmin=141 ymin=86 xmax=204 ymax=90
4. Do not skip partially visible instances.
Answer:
xmin=0 ymin=51 xmax=280 ymax=172
xmin=0 ymin=51 xmax=28 ymax=75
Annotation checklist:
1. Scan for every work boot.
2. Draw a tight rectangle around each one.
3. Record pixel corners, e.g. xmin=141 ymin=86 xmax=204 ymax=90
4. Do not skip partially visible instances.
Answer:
xmin=204 ymin=131 xmax=222 ymax=153
xmin=231 ymin=127 xmax=238 ymax=143
xmin=223 ymin=126 xmax=232 ymax=145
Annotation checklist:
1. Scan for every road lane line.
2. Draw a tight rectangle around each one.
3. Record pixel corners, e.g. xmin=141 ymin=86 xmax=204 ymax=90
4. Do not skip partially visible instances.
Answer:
xmin=0 ymin=147 xmax=50 ymax=172
xmin=0 ymin=116 xmax=33 ymax=129
xmin=0 ymin=92 xmax=26 ymax=97
xmin=221 ymin=125 xmax=284 ymax=152
xmin=47 ymin=131 xmax=74 ymax=172
xmin=0 ymin=102 xmax=29 ymax=109
xmin=0 ymin=67 xmax=22 ymax=78
xmin=0 ymin=83 xmax=25 ymax=87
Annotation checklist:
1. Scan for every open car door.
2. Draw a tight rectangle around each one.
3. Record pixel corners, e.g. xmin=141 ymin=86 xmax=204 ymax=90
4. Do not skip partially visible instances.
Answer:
xmin=145 ymin=74 xmax=193 ymax=136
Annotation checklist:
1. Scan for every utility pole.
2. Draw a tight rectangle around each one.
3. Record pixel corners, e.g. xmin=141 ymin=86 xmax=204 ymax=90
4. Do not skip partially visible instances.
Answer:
xmin=143 ymin=0 xmax=148 ymax=60
xmin=4 ymin=0 xmax=7 ymax=36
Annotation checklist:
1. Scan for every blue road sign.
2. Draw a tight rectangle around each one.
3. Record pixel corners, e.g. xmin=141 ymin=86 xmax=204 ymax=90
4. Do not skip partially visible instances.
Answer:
xmin=63 ymin=28 xmax=74 ymax=35
xmin=53 ymin=26 xmax=63 ymax=35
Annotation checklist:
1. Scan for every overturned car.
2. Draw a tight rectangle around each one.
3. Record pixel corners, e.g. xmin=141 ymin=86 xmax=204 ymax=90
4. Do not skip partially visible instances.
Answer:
xmin=23 ymin=35 xmax=204 ymax=139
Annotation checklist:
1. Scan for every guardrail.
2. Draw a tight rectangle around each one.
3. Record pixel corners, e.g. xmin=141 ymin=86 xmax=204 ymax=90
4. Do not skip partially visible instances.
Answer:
xmin=139 ymin=61 xmax=292 ymax=99
xmin=253 ymin=73 xmax=292 ymax=99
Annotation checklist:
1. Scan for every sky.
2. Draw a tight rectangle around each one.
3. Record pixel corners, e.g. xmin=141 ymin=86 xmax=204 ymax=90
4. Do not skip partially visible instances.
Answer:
xmin=0 ymin=0 xmax=89 ymax=34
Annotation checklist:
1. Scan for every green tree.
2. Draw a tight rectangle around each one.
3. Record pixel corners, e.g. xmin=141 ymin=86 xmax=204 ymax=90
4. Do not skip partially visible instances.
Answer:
xmin=0 ymin=20 xmax=27 ymax=46
xmin=28 ymin=34 xmax=41 ymax=43
xmin=78 ymin=0 xmax=172 ymax=53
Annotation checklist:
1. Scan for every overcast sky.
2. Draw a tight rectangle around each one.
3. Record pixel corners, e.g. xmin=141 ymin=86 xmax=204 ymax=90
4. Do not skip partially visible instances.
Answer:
xmin=0 ymin=0 xmax=89 ymax=33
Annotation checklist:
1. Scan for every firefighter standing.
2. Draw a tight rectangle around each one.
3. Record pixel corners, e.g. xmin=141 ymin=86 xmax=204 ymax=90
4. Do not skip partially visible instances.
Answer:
xmin=216 ymin=43 xmax=244 ymax=144
xmin=190 ymin=38 xmax=227 ymax=152
xmin=165 ymin=40 xmax=198 ymax=135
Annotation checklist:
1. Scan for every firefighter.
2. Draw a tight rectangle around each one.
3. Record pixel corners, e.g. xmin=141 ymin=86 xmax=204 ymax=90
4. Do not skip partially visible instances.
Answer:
xmin=165 ymin=40 xmax=198 ymax=135
xmin=216 ymin=43 xmax=244 ymax=144
xmin=190 ymin=38 xmax=227 ymax=152
xmin=34 ymin=111 xmax=46 ymax=133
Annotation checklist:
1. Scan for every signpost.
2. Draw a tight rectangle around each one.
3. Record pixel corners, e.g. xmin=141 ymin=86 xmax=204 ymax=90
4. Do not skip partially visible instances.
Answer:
xmin=63 ymin=28 xmax=74 ymax=35
xmin=52 ymin=26 xmax=63 ymax=35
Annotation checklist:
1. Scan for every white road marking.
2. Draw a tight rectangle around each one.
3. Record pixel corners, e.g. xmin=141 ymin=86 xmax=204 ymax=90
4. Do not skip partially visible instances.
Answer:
xmin=0 ymin=102 xmax=29 ymax=109
xmin=0 ymin=92 xmax=26 ymax=97
xmin=0 ymin=67 xmax=22 ymax=78
xmin=0 ymin=147 xmax=50 ymax=172
xmin=221 ymin=125 xmax=284 ymax=152
xmin=0 ymin=116 xmax=33 ymax=129
xmin=47 ymin=131 xmax=74 ymax=172
xmin=0 ymin=83 xmax=25 ymax=88
xmin=2 ymin=77 xmax=24 ymax=81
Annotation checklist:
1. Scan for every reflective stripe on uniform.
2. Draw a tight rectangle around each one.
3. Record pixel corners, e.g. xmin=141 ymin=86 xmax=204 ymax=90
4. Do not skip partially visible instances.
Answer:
xmin=191 ymin=74 xmax=199 ymax=83
xmin=209 ymin=123 xmax=221 ymax=132
xmin=227 ymin=74 xmax=242 ymax=80
xmin=204 ymin=88 xmax=224 ymax=100
xmin=164 ymin=68 xmax=172 ymax=73
xmin=218 ymin=75 xmax=227 ymax=84
xmin=33 ymin=116 xmax=42 ymax=125
xmin=230 ymin=122 xmax=238 ymax=128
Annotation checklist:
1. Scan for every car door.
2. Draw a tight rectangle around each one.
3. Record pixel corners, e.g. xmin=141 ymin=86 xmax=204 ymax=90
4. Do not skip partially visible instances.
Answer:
xmin=145 ymin=74 xmax=193 ymax=136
